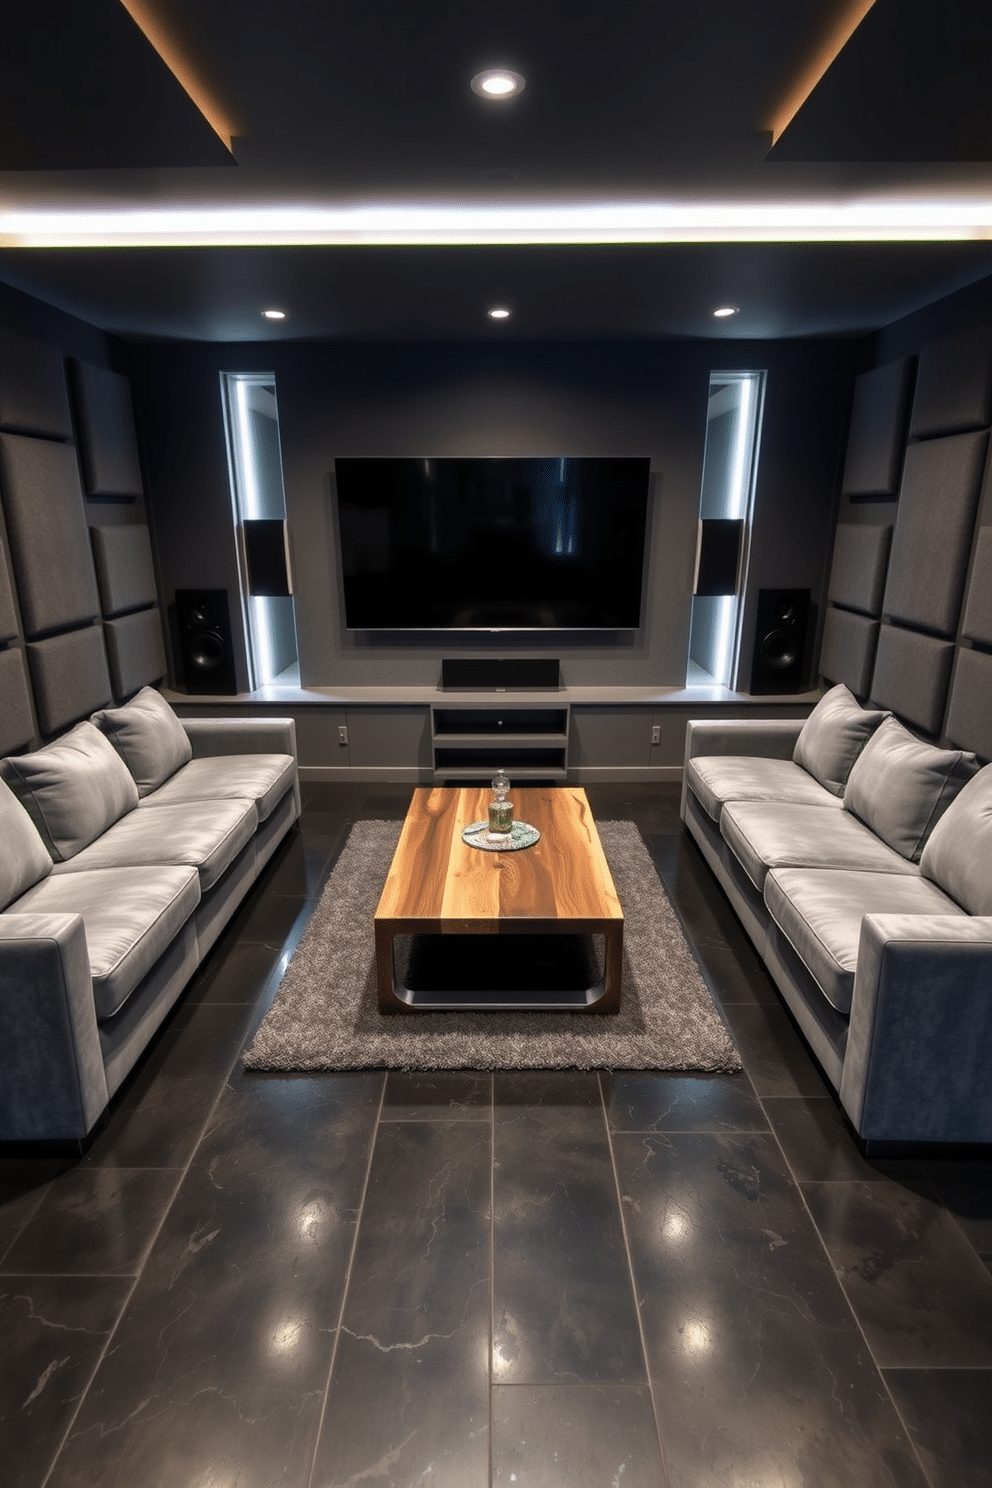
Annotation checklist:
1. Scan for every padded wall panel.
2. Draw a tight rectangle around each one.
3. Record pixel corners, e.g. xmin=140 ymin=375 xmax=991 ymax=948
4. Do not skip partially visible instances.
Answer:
xmin=26 ymin=626 xmax=112 ymax=736
xmin=826 ymin=524 xmax=892 ymax=616
xmin=818 ymin=606 xmax=879 ymax=698
xmin=0 ymin=530 xmax=17 ymax=642
xmin=69 ymin=360 xmax=143 ymax=498
xmin=0 ymin=433 xmax=100 ymax=637
xmin=882 ymin=430 xmax=987 ymax=636
xmin=869 ymin=624 xmax=954 ymax=738
xmin=961 ymin=525 xmax=992 ymax=647
xmin=0 ymin=647 xmax=35 ymax=754
xmin=841 ymin=357 xmax=914 ymax=497
xmin=0 ymin=328 xmax=73 ymax=440
xmin=90 ymin=524 xmax=158 ymax=616
xmin=103 ymin=608 xmax=166 ymax=700
xmin=945 ymin=647 xmax=992 ymax=761
xmin=910 ymin=329 xmax=992 ymax=439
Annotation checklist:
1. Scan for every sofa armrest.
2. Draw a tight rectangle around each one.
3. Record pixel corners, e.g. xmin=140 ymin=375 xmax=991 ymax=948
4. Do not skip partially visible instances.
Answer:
xmin=0 ymin=914 xmax=109 ymax=1141
xmin=684 ymin=717 xmax=805 ymax=764
xmin=840 ymin=914 xmax=992 ymax=1144
xmin=182 ymin=716 xmax=298 ymax=760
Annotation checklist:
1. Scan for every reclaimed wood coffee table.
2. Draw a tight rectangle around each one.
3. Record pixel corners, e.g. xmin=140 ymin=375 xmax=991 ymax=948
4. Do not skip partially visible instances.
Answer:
xmin=374 ymin=785 xmax=623 ymax=1013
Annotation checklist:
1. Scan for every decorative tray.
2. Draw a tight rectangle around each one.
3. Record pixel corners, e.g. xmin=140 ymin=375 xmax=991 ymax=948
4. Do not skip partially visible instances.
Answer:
xmin=461 ymin=820 xmax=541 ymax=852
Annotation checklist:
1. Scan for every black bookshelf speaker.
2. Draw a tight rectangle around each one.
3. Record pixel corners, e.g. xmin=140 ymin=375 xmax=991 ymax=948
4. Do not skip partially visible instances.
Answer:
xmin=749 ymin=588 xmax=810 ymax=694
xmin=175 ymin=588 xmax=238 ymax=694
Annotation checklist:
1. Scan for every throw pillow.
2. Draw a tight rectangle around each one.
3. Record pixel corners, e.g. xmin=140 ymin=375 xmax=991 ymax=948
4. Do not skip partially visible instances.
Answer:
xmin=93 ymin=685 xmax=192 ymax=797
xmin=843 ymin=716 xmax=980 ymax=861
xmin=921 ymin=764 xmax=992 ymax=915
xmin=0 ymin=721 xmax=139 ymax=861
xmin=792 ymin=683 xmax=888 ymax=796
xmin=0 ymin=777 xmax=53 ymax=909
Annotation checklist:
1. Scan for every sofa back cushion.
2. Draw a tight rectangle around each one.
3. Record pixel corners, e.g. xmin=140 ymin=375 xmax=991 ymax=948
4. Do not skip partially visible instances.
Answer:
xmin=843 ymin=716 xmax=979 ymax=861
xmin=93 ymin=685 xmax=192 ymax=797
xmin=0 ymin=776 xmax=53 ymax=908
xmin=921 ymin=764 xmax=992 ymax=914
xmin=0 ymin=721 xmax=139 ymax=861
xmin=792 ymin=683 xmax=888 ymax=796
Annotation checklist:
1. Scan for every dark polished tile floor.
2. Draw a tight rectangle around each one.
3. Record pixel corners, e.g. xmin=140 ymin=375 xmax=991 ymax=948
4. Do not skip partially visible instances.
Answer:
xmin=3 ymin=781 xmax=992 ymax=1486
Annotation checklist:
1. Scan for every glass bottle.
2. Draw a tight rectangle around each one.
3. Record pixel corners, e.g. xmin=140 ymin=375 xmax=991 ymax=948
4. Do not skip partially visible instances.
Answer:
xmin=488 ymin=768 xmax=513 ymax=836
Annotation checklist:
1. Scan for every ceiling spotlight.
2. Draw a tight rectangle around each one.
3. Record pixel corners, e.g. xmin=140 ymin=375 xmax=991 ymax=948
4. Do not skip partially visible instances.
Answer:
xmin=262 ymin=308 xmax=286 ymax=320
xmin=471 ymin=69 xmax=525 ymax=100
xmin=712 ymin=305 xmax=739 ymax=318
xmin=488 ymin=306 xmax=511 ymax=319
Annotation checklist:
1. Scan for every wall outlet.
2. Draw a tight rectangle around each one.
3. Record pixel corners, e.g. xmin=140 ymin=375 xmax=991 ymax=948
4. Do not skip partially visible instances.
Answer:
xmin=338 ymin=725 xmax=349 ymax=746
xmin=650 ymin=725 xmax=661 ymax=746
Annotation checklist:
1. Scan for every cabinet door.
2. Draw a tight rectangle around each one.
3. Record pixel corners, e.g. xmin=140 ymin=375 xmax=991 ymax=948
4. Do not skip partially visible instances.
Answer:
xmin=570 ymin=706 xmax=652 ymax=768
xmin=347 ymin=706 xmax=431 ymax=768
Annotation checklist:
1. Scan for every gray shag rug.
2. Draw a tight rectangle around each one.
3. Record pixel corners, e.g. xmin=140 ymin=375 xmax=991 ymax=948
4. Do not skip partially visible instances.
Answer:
xmin=242 ymin=819 xmax=741 ymax=1073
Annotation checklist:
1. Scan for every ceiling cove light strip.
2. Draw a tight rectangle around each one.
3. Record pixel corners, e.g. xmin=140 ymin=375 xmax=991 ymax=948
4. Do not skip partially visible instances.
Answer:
xmin=4 ymin=199 xmax=992 ymax=248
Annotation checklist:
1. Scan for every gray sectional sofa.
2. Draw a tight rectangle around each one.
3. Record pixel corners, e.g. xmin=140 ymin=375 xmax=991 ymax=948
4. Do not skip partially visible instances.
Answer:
xmin=681 ymin=684 xmax=992 ymax=1147
xmin=0 ymin=687 xmax=300 ymax=1144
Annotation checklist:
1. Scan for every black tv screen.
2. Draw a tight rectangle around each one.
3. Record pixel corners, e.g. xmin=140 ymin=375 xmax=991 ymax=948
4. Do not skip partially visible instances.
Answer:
xmin=333 ymin=456 xmax=651 ymax=630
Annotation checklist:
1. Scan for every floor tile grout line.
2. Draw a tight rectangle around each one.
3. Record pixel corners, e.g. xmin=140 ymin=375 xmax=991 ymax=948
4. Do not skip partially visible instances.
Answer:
xmin=597 ymin=1071 xmax=674 ymax=1488
xmin=305 ymin=1069 xmax=388 ymax=1488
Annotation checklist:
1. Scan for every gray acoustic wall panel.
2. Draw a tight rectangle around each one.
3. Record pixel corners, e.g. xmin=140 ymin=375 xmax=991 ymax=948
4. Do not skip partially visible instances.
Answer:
xmin=961 ymin=525 xmax=992 ymax=647
xmin=0 ymin=647 xmax=35 ymax=754
xmin=26 ymin=626 xmax=112 ymax=737
xmin=104 ymin=608 xmax=167 ymax=701
xmin=90 ymin=524 xmax=158 ymax=616
xmin=945 ymin=647 xmax=992 ymax=762
xmin=818 ymin=606 xmax=879 ymax=698
xmin=826 ymin=523 xmax=892 ymax=616
xmin=0 ymin=433 xmax=100 ymax=637
xmin=0 ymin=530 xmax=17 ymax=642
xmin=0 ymin=328 xmax=73 ymax=441
xmin=870 ymin=624 xmax=955 ymax=738
xmin=840 ymin=357 xmax=914 ymax=497
xmin=910 ymin=329 xmax=992 ymax=440
xmin=882 ymin=430 xmax=987 ymax=636
xmin=69 ymin=360 xmax=143 ymax=498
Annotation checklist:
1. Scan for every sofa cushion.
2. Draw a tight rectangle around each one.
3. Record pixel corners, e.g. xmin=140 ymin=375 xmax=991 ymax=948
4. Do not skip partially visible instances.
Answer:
xmin=12 ymin=865 xmax=200 ymax=1020
xmin=52 ymin=797 xmax=258 ymax=892
xmin=843 ymin=716 xmax=979 ymax=862
xmin=764 ymin=867 xmax=965 ymax=1015
xmin=138 ymin=752 xmax=296 ymax=822
xmin=0 ymin=721 xmax=139 ymax=861
xmin=792 ymin=683 xmax=888 ymax=797
xmin=685 ymin=755 xmax=841 ymax=824
xmin=720 ymin=801 xmax=917 ymax=892
xmin=92 ymin=685 xmax=192 ymax=797
xmin=0 ymin=777 xmax=53 ymax=909
xmin=921 ymin=763 xmax=992 ymax=914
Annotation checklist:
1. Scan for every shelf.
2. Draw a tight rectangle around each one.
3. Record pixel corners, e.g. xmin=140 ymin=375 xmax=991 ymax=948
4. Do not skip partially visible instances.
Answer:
xmin=430 ymin=702 xmax=569 ymax=781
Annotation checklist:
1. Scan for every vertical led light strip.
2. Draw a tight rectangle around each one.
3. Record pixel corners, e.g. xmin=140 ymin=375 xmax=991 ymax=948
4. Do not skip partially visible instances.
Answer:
xmin=225 ymin=373 xmax=276 ymax=687
xmin=712 ymin=373 xmax=763 ymax=687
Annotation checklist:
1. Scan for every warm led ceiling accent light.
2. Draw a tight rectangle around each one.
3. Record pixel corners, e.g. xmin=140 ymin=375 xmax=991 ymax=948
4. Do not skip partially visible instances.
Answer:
xmin=118 ymin=0 xmax=236 ymax=152
xmin=769 ymin=0 xmax=876 ymax=145
xmin=262 ymin=308 xmax=287 ymax=319
xmin=713 ymin=306 xmax=739 ymax=318
xmin=471 ymin=69 xmax=525 ymax=100
xmin=487 ymin=306 xmax=511 ymax=319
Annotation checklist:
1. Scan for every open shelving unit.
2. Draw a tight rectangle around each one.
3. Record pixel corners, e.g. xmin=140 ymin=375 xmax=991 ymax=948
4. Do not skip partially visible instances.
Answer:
xmin=430 ymin=703 xmax=570 ymax=780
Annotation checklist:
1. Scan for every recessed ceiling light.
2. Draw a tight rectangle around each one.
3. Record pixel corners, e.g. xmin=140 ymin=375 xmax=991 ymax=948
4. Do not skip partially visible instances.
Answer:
xmin=471 ymin=69 xmax=525 ymax=100
xmin=713 ymin=306 xmax=739 ymax=318
xmin=488 ymin=306 xmax=511 ymax=319
xmin=262 ymin=308 xmax=286 ymax=320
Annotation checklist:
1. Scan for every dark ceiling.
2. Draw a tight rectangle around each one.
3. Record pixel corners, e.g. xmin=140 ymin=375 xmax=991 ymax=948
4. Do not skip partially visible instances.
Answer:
xmin=2 ymin=0 xmax=992 ymax=343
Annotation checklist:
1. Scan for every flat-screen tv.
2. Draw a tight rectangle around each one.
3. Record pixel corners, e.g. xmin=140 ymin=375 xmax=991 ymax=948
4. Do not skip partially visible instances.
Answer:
xmin=333 ymin=455 xmax=651 ymax=630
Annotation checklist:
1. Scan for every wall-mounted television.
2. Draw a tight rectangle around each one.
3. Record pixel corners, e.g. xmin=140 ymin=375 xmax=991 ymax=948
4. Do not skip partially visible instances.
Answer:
xmin=333 ymin=455 xmax=651 ymax=630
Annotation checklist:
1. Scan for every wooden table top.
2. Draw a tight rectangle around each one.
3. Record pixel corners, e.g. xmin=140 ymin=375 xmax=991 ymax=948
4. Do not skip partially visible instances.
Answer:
xmin=374 ymin=785 xmax=624 ymax=934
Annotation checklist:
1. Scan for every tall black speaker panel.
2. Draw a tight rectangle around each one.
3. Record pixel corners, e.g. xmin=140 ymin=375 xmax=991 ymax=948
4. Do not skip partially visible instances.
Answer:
xmin=175 ymin=588 xmax=238 ymax=695
xmin=749 ymin=588 xmax=810 ymax=694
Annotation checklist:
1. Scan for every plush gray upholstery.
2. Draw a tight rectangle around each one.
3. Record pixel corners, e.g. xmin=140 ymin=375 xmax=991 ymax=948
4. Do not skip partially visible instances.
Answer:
xmin=0 ymin=647 xmax=34 ymax=755
xmin=93 ymin=685 xmax=192 ymax=796
xmin=818 ymin=607 xmax=879 ymax=697
xmin=961 ymin=525 xmax=992 ymax=647
xmin=792 ymin=682 xmax=888 ymax=796
xmin=922 ymin=765 xmax=992 ymax=916
xmin=0 ymin=532 xmax=16 ymax=642
xmin=684 ymin=754 xmax=841 ymax=824
xmin=26 ymin=626 xmax=112 ymax=736
xmin=869 ymin=624 xmax=954 ymax=738
xmin=0 ymin=328 xmax=74 ymax=440
xmin=0 ymin=433 xmax=100 ymax=637
xmin=89 ymin=524 xmax=158 ymax=616
xmin=0 ymin=777 xmax=52 ymax=910
xmin=944 ymin=646 xmax=992 ymax=762
xmin=882 ymin=431 xmax=987 ymax=636
xmin=69 ymin=360 xmax=144 ymax=498
xmin=843 ymin=716 xmax=978 ymax=861
xmin=103 ymin=608 xmax=167 ymax=700
xmin=910 ymin=328 xmax=992 ymax=439
xmin=840 ymin=358 xmax=914 ymax=497
xmin=137 ymin=752 xmax=297 ymax=822
xmin=720 ymin=800 xmax=915 ymax=892
xmin=826 ymin=524 xmax=892 ymax=616
xmin=54 ymin=796 xmax=258 ymax=893
xmin=1 ymin=721 xmax=139 ymax=861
